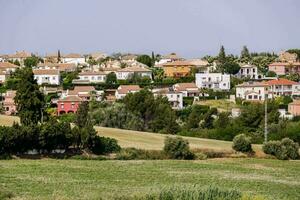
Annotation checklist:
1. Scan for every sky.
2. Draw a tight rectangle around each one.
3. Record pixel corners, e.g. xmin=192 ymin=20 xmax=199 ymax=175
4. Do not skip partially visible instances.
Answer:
xmin=0 ymin=0 xmax=300 ymax=58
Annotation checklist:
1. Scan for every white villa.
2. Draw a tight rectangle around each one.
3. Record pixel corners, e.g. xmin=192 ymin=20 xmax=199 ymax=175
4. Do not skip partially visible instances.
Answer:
xmin=33 ymin=69 xmax=60 ymax=85
xmin=195 ymin=73 xmax=230 ymax=91
xmin=116 ymin=66 xmax=152 ymax=80
xmin=236 ymin=81 xmax=269 ymax=101
xmin=76 ymin=71 xmax=107 ymax=83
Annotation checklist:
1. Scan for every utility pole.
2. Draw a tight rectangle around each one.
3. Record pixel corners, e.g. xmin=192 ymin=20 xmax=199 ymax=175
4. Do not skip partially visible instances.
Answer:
xmin=264 ymin=93 xmax=268 ymax=143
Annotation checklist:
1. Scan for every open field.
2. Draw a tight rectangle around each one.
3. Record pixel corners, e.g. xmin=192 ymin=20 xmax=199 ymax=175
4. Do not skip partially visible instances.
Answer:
xmin=195 ymin=99 xmax=239 ymax=112
xmin=0 ymin=158 xmax=299 ymax=200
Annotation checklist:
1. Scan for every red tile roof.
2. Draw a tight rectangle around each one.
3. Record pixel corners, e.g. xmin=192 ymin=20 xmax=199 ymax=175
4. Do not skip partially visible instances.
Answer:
xmin=33 ymin=69 xmax=60 ymax=75
xmin=117 ymin=85 xmax=141 ymax=94
xmin=58 ymin=95 xmax=83 ymax=102
xmin=267 ymin=78 xmax=298 ymax=85
xmin=0 ymin=62 xmax=19 ymax=68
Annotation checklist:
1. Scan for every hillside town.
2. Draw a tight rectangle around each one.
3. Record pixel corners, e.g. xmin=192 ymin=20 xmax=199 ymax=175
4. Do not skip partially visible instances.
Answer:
xmin=1 ymin=48 xmax=300 ymax=118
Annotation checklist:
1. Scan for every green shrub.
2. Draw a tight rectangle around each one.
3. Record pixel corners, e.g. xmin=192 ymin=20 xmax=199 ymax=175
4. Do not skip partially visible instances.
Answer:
xmin=163 ymin=137 xmax=195 ymax=160
xmin=193 ymin=149 xmax=233 ymax=158
xmin=232 ymin=134 xmax=253 ymax=153
xmin=116 ymin=148 xmax=167 ymax=160
xmin=281 ymin=138 xmax=300 ymax=160
xmin=262 ymin=140 xmax=282 ymax=156
xmin=91 ymin=136 xmax=121 ymax=155
xmin=263 ymin=138 xmax=299 ymax=160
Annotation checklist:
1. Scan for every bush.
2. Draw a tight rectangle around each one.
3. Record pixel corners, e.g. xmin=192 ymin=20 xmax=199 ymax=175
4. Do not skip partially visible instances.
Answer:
xmin=281 ymin=138 xmax=299 ymax=159
xmin=263 ymin=138 xmax=299 ymax=160
xmin=232 ymin=134 xmax=253 ymax=153
xmin=90 ymin=136 xmax=121 ymax=155
xmin=163 ymin=137 xmax=195 ymax=160
xmin=116 ymin=148 xmax=167 ymax=160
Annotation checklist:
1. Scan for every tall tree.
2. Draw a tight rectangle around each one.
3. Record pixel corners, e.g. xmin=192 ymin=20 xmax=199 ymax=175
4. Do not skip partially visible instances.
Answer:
xmin=75 ymin=101 xmax=89 ymax=128
xmin=240 ymin=45 xmax=250 ymax=62
xmin=218 ymin=45 xmax=226 ymax=64
xmin=105 ymin=72 xmax=117 ymax=84
xmin=24 ymin=56 xmax=40 ymax=68
xmin=58 ymin=50 xmax=61 ymax=63
xmin=136 ymin=54 xmax=152 ymax=67
xmin=14 ymin=67 xmax=45 ymax=125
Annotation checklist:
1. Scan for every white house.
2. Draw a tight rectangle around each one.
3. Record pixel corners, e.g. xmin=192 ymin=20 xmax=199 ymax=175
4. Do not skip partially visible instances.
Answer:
xmin=152 ymin=88 xmax=183 ymax=109
xmin=195 ymin=73 xmax=230 ymax=91
xmin=237 ymin=64 xmax=261 ymax=79
xmin=62 ymin=53 xmax=85 ymax=65
xmin=236 ymin=81 xmax=269 ymax=101
xmin=33 ymin=69 xmax=60 ymax=85
xmin=116 ymin=66 xmax=152 ymax=80
xmin=7 ymin=51 xmax=31 ymax=64
xmin=115 ymin=85 xmax=141 ymax=99
xmin=76 ymin=71 xmax=107 ymax=84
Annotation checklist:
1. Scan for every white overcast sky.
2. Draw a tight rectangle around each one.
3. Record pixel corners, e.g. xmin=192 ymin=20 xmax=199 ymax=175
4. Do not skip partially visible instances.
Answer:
xmin=0 ymin=0 xmax=299 ymax=57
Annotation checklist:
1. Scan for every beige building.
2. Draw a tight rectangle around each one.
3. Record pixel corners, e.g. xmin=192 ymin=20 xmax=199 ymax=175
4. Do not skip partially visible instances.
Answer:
xmin=288 ymin=101 xmax=300 ymax=116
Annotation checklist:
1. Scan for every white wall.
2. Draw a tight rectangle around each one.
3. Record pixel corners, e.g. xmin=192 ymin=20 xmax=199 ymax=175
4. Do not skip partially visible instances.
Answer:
xmin=62 ymin=58 xmax=85 ymax=65
xmin=195 ymin=73 xmax=230 ymax=90
xmin=34 ymin=74 xmax=60 ymax=85
xmin=78 ymin=74 xmax=106 ymax=83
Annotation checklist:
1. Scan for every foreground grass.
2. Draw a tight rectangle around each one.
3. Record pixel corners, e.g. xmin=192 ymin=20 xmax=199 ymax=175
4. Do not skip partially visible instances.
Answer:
xmin=0 ymin=158 xmax=299 ymax=200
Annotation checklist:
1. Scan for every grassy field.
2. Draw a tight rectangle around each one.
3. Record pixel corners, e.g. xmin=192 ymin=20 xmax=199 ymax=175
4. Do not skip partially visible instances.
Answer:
xmin=0 ymin=158 xmax=299 ymax=200
xmin=195 ymin=99 xmax=239 ymax=112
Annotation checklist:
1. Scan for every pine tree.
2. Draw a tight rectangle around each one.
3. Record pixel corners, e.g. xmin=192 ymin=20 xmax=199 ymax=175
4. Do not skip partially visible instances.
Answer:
xmin=57 ymin=50 xmax=61 ymax=63
xmin=14 ymin=67 xmax=45 ymax=125
xmin=218 ymin=45 xmax=226 ymax=64
xmin=240 ymin=45 xmax=250 ymax=61
xmin=75 ymin=101 xmax=89 ymax=128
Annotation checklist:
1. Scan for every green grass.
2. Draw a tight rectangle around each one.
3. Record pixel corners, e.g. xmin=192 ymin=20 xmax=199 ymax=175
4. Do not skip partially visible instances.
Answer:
xmin=195 ymin=99 xmax=239 ymax=112
xmin=0 ymin=158 xmax=299 ymax=200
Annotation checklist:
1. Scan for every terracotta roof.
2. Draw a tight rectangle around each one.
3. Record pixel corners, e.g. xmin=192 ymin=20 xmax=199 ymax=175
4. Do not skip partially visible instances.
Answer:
xmin=267 ymin=78 xmax=298 ymax=85
xmin=269 ymin=62 xmax=300 ymax=66
xmin=58 ymin=95 xmax=83 ymax=102
xmin=174 ymin=83 xmax=198 ymax=92
xmin=63 ymin=53 xmax=83 ymax=58
xmin=240 ymin=64 xmax=257 ymax=68
xmin=236 ymin=81 xmax=268 ymax=87
xmin=289 ymin=100 xmax=300 ymax=105
xmin=162 ymin=53 xmax=182 ymax=60
xmin=79 ymin=71 xmax=107 ymax=76
xmin=0 ymin=62 xmax=19 ymax=68
xmin=69 ymin=86 xmax=96 ymax=95
xmin=117 ymin=66 xmax=151 ymax=72
xmin=117 ymin=85 xmax=141 ymax=94
xmin=188 ymin=59 xmax=209 ymax=66
xmin=57 ymin=63 xmax=76 ymax=71
xmin=162 ymin=60 xmax=195 ymax=66
xmin=33 ymin=69 xmax=60 ymax=75
xmin=8 ymin=51 xmax=31 ymax=58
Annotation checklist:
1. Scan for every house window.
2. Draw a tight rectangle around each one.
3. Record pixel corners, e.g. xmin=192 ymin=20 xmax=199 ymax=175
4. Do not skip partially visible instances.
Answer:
xmin=61 ymin=104 xmax=64 ymax=109
xmin=52 ymin=76 xmax=56 ymax=80
xmin=98 ymin=76 xmax=101 ymax=80
xmin=253 ymin=68 xmax=256 ymax=73
xmin=248 ymin=95 xmax=252 ymax=99
xmin=71 ymin=103 xmax=75 ymax=109
xmin=254 ymin=95 xmax=258 ymax=99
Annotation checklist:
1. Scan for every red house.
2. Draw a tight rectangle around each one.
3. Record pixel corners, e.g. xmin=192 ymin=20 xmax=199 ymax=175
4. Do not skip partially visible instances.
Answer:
xmin=57 ymin=95 xmax=82 ymax=115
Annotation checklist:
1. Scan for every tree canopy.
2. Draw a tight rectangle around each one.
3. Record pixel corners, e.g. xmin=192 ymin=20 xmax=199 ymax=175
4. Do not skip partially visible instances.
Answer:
xmin=14 ymin=67 xmax=45 ymax=125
